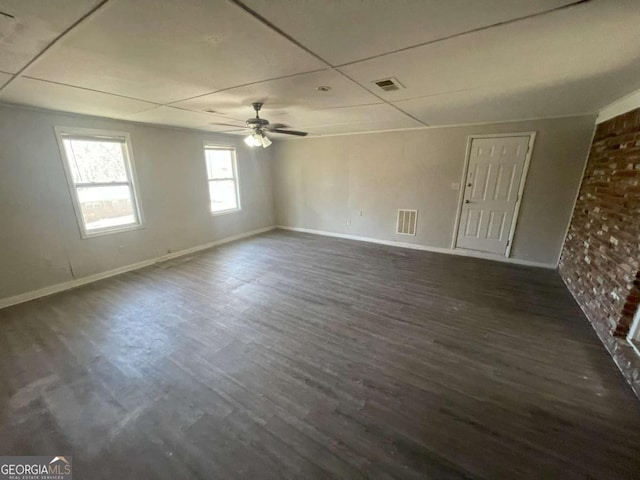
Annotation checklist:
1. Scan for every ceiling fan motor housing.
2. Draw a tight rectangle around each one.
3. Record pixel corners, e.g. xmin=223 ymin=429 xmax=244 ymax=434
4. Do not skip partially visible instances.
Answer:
xmin=247 ymin=102 xmax=269 ymax=129
xmin=246 ymin=117 xmax=269 ymax=128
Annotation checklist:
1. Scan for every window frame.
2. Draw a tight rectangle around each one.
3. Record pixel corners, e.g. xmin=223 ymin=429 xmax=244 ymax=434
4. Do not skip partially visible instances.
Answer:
xmin=203 ymin=143 xmax=241 ymax=216
xmin=54 ymin=126 xmax=144 ymax=239
xmin=628 ymin=307 xmax=640 ymax=358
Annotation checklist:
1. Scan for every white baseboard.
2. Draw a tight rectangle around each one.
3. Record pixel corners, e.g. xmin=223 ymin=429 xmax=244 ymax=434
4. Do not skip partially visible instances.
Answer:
xmin=276 ymin=225 xmax=555 ymax=269
xmin=0 ymin=226 xmax=275 ymax=310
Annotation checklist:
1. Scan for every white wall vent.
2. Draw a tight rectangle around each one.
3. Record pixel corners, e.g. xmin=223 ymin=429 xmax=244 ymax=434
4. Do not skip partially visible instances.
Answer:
xmin=372 ymin=77 xmax=404 ymax=92
xmin=396 ymin=209 xmax=418 ymax=236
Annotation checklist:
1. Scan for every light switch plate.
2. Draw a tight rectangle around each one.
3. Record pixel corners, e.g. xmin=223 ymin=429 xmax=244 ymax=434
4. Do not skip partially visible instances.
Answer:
xmin=451 ymin=182 xmax=460 ymax=190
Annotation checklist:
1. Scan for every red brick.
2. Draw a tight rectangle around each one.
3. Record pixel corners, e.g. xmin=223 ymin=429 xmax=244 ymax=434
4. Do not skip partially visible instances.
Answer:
xmin=559 ymin=107 xmax=640 ymax=337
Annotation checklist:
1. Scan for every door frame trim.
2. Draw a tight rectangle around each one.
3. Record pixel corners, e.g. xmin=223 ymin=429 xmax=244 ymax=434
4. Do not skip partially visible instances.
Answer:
xmin=450 ymin=131 xmax=537 ymax=257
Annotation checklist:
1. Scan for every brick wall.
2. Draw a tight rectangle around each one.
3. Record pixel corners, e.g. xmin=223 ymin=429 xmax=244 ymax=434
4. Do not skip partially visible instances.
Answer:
xmin=559 ymin=107 xmax=640 ymax=395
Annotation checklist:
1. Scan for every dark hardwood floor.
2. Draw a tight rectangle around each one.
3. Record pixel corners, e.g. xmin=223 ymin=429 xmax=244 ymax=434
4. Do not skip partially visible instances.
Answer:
xmin=1 ymin=230 xmax=639 ymax=479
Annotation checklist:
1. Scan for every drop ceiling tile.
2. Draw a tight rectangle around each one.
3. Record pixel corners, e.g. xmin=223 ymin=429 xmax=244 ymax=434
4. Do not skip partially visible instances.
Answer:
xmin=268 ymin=103 xmax=422 ymax=130
xmin=26 ymin=0 xmax=325 ymax=104
xmin=203 ymin=103 xmax=422 ymax=136
xmin=340 ymin=1 xmax=640 ymax=106
xmin=243 ymin=0 xmax=575 ymax=65
xmin=198 ymin=124 xmax=247 ymax=135
xmin=125 ymin=106 xmax=245 ymax=131
xmin=393 ymin=74 xmax=635 ymax=126
xmin=0 ymin=0 xmax=101 ymax=73
xmin=305 ymin=119 xmax=423 ymax=136
xmin=0 ymin=77 xmax=156 ymax=117
xmin=172 ymin=69 xmax=382 ymax=116
xmin=0 ymin=71 xmax=11 ymax=88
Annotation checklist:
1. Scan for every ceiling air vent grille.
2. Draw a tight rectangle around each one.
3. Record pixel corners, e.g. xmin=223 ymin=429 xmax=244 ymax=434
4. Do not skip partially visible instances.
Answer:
xmin=396 ymin=209 xmax=418 ymax=236
xmin=373 ymin=77 xmax=403 ymax=92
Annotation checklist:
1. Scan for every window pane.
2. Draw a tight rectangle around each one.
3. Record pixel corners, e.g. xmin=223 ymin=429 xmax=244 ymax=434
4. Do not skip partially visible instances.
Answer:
xmin=77 ymin=185 xmax=137 ymax=230
xmin=205 ymin=149 xmax=233 ymax=179
xmin=209 ymin=180 xmax=238 ymax=212
xmin=64 ymin=138 xmax=128 ymax=183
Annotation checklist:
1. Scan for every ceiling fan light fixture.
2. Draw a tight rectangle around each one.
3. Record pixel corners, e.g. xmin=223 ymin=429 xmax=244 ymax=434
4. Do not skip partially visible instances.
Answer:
xmin=244 ymin=134 xmax=262 ymax=147
xmin=244 ymin=131 xmax=272 ymax=148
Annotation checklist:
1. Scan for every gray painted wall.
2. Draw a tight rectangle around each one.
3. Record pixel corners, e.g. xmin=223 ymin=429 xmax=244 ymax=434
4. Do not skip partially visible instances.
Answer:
xmin=0 ymin=104 xmax=274 ymax=299
xmin=272 ymin=115 xmax=596 ymax=266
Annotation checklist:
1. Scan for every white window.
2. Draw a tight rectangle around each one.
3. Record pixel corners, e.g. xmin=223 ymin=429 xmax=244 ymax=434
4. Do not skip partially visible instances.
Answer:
xmin=204 ymin=145 xmax=240 ymax=214
xmin=55 ymin=127 xmax=143 ymax=238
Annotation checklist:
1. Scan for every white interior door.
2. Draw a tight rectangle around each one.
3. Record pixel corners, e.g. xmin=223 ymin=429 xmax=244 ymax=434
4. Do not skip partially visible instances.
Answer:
xmin=455 ymin=135 xmax=530 ymax=255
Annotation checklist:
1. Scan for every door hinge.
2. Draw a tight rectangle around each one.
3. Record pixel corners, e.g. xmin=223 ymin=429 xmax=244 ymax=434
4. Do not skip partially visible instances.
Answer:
xmin=506 ymin=239 xmax=510 ymax=247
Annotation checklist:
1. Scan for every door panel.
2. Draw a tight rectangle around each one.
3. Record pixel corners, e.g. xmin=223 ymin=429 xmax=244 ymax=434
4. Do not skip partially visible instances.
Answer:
xmin=470 ymin=163 xmax=490 ymax=200
xmin=487 ymin=211 xmax=506 ymax=240
xmin=456 ymin=136 xmax=530 ymax=255
xmin=465 ymin=209 xmax=482 ymax=237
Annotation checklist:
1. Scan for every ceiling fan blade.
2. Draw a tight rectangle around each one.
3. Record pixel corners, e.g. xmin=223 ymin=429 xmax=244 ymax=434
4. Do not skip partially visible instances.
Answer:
xmin=268 ymin=128 xmax=308 ymax=137
xmin=267 ymin=123 xmax=289 ymax=129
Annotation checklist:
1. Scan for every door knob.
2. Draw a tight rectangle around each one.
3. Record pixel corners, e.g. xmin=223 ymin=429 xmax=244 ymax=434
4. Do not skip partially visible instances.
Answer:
xmin=464 ymin=200 xmax=470 ymax=204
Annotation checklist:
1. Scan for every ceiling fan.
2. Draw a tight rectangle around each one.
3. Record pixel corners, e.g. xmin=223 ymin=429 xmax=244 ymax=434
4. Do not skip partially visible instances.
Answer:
xmin=210 ymin=102 xmax=308 ymax=148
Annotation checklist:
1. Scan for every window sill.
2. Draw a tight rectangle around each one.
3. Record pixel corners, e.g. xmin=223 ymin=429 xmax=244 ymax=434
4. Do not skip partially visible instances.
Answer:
xmin=210 ymin=208 xmax=241 ymax=217
xmin=80 ymin=223 xmax=145 ymax=239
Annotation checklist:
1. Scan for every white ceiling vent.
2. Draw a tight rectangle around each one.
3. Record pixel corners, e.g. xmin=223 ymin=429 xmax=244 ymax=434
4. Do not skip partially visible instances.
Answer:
xmin=372 ymin=77 xmax=404 ymax=92
xmin=396 ymin=209 xmax=417 ymax=236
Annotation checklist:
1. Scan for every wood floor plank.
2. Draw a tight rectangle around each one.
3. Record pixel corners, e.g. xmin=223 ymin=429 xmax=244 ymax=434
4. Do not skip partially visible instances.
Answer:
xmin=1 ymin=229 xmax=640 ymax=478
